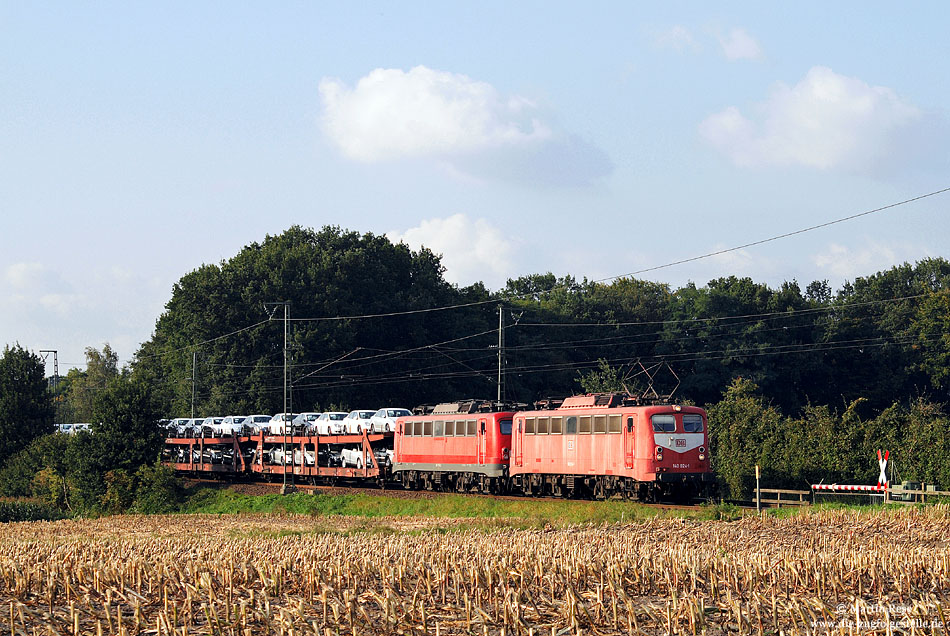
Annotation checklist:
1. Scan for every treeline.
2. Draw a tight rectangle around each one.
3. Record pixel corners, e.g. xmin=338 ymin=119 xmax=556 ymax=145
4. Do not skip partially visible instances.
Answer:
xmin=133 ymin=226 xmax=950 ymax=419
xmin=1 ymin=225 xmax=948 ymax=513
xmin=0 ymin=345 xmax=178 ymax=515
xmin=709 ymin=379 xmax=950 ymax=500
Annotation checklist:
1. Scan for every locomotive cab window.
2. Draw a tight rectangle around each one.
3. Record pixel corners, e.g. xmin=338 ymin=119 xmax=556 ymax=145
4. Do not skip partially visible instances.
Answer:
xmin=550 ymin=416 xmax=563 ymax=434
xmin=683 ymin=414 xmax=704 ymax=433
xmin=499 ymin=419 xmax=512 ymax=435
xmin=651 ymin=414 xmax=676 ymax=433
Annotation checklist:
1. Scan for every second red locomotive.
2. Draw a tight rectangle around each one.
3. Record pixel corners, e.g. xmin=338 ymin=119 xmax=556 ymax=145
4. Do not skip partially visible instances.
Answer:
xmin=394 ymin=399 xmax=513 ymax=494
xmin=392 ymin=393 xmax=712 ymax=501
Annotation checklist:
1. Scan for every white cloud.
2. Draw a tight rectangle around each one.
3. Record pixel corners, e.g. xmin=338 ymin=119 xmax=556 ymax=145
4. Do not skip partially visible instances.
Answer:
xmin=812 ymin=241 xmax=926 ymax=282
xmin=699 ymin=66 xmax=926 ymax=173
xmin=319 ymin=66 xmax=611 ymax=185
xmin=0 ymin=261 xmax=170 ymax=368
xmin=706 ymin=246 xmax=775 ymax=279
xmin=655 ymin=25 xmax=700 ymax=52
xmin=388 ymin=214 xmax=514 ymax=288
xmin=4 ymin=263 xmax=39 ymax=288
xmin=38 ymin=293 xmax=81 ymax=316
xmin=718 ymin=28 xmax=762 ymax=61
xmin=4 ymin=262 xmax=63 ymax=290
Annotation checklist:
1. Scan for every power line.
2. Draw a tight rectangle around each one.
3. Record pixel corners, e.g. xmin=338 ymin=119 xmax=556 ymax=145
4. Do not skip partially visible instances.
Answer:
xmin=170 ymin=288 xmax=937 ymax=394
xmin=515 ymin=292 xmax=931 ymax=328
xmin=285 ymin=185 xmax=949 ymax=322
xmin=590 ymin=187 xmax=950 ymax=283
xmin=133 ymin=319 xmax=270 ymax=361
xmin=130 ymin=187 xmax=947 ymax=371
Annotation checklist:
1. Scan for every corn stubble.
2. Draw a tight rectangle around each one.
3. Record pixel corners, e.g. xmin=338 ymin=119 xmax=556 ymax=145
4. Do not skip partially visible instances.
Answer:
xmin=0 ymin=507 xmax=948 ymax=635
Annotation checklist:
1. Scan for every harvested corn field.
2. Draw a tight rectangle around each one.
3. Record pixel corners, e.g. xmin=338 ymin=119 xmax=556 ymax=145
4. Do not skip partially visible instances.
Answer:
xmin=1 ymin=506 xmax=949 ymax=634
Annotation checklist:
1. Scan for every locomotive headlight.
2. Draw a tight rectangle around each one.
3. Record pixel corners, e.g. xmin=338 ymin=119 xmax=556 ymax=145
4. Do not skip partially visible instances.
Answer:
xmin=698 ymin=453 xmax=706 ymax=461
xmin=655 ymin=446 xmax=663 ymax=461
xmin=699 ymin=446 xmax=706 ymax=453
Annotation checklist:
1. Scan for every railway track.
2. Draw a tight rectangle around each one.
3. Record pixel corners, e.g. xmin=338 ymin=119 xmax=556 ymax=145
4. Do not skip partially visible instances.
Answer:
xmin=182 ymin=476 xmax=705 ymax=509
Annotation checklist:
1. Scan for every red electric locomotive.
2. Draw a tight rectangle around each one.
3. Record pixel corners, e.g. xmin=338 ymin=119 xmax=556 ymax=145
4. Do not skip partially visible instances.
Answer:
xmin=509 ymin=393 xmax=713 ymax=501
xmin=393 ymin=399 xmax=515 ymax=494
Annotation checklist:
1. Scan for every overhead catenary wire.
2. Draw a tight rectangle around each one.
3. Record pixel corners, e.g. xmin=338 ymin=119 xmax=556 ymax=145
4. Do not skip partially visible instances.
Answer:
xmin=184 ymin=288 xmax=938 ymax=400
xmin=126 ymin=186 xmax=947 ymax=368
xmin=285 ymin=185 xmax=950 ymax=322
xmin=284 ymin=333 xmax=937 ymax=394
xmin=198 ymin=290 xmax=931 ymax=371
xmin=129 ymin=186 xmax=949 ymax=405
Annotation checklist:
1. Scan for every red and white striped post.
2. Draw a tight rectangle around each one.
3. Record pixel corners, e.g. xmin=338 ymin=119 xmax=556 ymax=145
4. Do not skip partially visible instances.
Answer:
xmin=878 ymin=449 xmax=889 ymax=503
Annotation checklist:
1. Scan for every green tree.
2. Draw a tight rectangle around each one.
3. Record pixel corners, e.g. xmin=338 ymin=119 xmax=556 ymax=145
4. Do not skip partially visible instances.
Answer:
xmin=911 ymin=289 xmax=950 ymax=394
xmin=705 ymin=378 xmax=785 ymax=499
xmin=64 ymin=345 xmax=120 ymax=422
xmin=90 ymin=375 xmax=164 ymax=474
xmin=64 ymin=374 xmax=165 ymax=514
xmin=577 ymin=359 xmax=625 ymax=393
xmin=0 ymin=345 xmax=54 ymax=465
xmin=135 ymin=226 xmax=493 ymax=416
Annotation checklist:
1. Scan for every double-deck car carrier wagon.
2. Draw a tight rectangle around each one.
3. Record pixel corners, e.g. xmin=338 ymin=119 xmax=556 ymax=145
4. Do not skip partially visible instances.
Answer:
xmin=163 ymin=428 xmax=393 ymax=483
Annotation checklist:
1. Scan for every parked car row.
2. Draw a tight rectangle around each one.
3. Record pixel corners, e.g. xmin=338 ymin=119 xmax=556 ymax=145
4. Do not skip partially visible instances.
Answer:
xmin=164 ymin=408 xmax=411 ymax=438
xmin=167 ymin=442 xmax=394 ymax=469
xmin=57 ymin=423 xmax=92 ymax=435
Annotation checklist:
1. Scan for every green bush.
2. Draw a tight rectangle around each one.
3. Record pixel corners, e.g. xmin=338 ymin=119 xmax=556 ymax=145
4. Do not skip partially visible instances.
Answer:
xmin=132 ymin=464 xmax=183 ymax=514
xmin=99 ymin=469 xmax=134 ymax=515
xmin=0 ymin=500 xmax=65 ymax=522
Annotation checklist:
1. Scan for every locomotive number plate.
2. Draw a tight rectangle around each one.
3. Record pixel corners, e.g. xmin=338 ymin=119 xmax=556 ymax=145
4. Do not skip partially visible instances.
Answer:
xmin=673 ymin=463 xmax=690 ymax=469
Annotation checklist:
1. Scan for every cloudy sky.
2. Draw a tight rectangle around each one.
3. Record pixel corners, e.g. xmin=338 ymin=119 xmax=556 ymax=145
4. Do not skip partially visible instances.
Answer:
xmin=2 ymin=2 xmax=948 ymax=372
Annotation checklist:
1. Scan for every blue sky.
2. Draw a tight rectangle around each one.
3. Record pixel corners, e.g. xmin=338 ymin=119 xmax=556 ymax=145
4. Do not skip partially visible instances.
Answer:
xmin=2 ymin=2 xmax=948 ymax=371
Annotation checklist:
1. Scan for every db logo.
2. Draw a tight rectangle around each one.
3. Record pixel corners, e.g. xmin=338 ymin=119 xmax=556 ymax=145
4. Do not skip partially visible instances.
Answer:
xmin=675 ymin=439 xmax=687 ymax=448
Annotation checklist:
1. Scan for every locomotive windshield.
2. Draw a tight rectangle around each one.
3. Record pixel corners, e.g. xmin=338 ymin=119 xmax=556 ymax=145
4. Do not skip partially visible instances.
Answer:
xmin=651 ymin=414 xmax=676 ymax=433
xmin=499 ymin=419 xmax=512 ymax=435
xmin=683 ymin=414 xmax=704 ymax=432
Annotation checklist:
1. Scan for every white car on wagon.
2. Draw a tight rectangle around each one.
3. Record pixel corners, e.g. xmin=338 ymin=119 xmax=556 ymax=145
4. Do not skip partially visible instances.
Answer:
xmin=293 ymin=412 xmax=322 ymax=433
xmin=343 ymin=410 xmax=376 ymax=434
xmin=370 ymin=408 xmax=411 ymax=433
xmin=240 ymin=415 xmax=272 ymax=434
xmin=315 ymin=412 xmax=348 ymax=435
xmin=267 ymin=413 xmax=297 ymax=435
